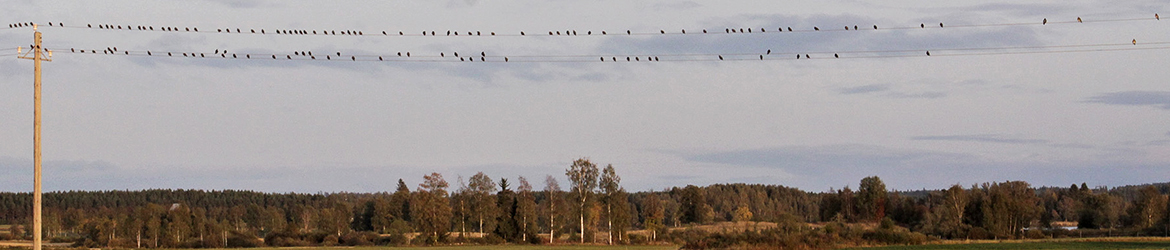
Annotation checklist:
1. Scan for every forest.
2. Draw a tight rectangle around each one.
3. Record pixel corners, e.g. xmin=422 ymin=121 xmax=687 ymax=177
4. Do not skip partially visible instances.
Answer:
xmin=0 ymin=158 xmax=1167 ymax=249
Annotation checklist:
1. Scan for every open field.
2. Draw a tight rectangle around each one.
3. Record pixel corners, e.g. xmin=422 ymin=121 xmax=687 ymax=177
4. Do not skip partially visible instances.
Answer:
xmin=0 ymin=245 xmax=679 ymax=250
xmin=850 ymin=238 xmax=1170 ymax=250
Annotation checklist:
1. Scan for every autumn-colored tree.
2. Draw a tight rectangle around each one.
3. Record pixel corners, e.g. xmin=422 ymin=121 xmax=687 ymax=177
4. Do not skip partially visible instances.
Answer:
xmin=734 ymin=205 xmax=753 ymax=222
xmin=641 ymin=193 xmax=665 ymax=242
xmin=858 ymin=176 xmax=888 ymax=222
xmin=411 ymin=173 xmax=452 ymax=243
xmin=468 ymin=172 xmax=499 ymax=234
xmin=599 ymin=164 xmax=621 ymax=245
xmin=1127 ymin=186 xmax=1167 ymax=230
xmin=566 ymin=158 xmax=600 ymax=243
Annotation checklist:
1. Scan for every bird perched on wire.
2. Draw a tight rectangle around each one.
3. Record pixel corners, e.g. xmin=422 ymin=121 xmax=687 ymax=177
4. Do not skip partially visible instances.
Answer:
xmin=1043 ymin=18 xmax=1047 ymax=25
xmin=1133 ymin=39 xmax=1137 ymax=45
xmin=926 ymin=51 xmax=931 ymax=56
xmin=718 ymin=55 xmax=723 ymax=60
xmin=1077 ymin=17 xmax=1082 ymax=23
xmin=1156 ymin=13 xmax=1160 ymax=20
xmin=834 ymin=53 xmax=839 ymax=58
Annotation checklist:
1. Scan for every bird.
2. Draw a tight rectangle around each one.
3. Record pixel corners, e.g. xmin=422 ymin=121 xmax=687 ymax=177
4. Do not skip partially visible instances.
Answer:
xmin=600 ymin=57 xmax=605 ymax=62
xmin=504 ymin=57 xmax=509 ymax=62
xmin=168 ymin=52 xmax=172 ymax=56
xmin=379 ymin=56 xmax=383 ymax=61
xmin=454 ymin=52 xmax=459 ymax=57
xmin=759 ymin=55 xmax=763 ymax=60
xmin=627 ymin=30 xmax=631 ymax=35
xmin=726 ymin=28 xmax=730 ymax=33
xmin=147 ymin=51 xmax=152 ymax=56
xmin=814 ymin=27 xmax=820 ymax=31
xmin=602 ymin=31 xmax=608 ymax=35
xmin=626 ymin=57 xmax=630 ymax=61
xmin=272 ymin=55 xmax=276 ymax=59
xmin=399 ymin=31 xmax=404 ymax=35
xmin=520 ymin=31 xmax=525 ymax=35
xmin=572 ymin=30 xmax=576 ymax=35
xmin=681 ymin=29 xmax=686 ymax=34
xmin=1077 ymin=17 xmax=1082 ymax=23
xmin=834 ymin=53 xmax=839 ymax=58
xmin=1156 ymin=13 xmax=1160 ymax=20
xmin=921 ymin=23 xmax=925 ymax=28
xmin=636 ymin=57 xmax=640 ymax=61
xmin=660 ymin=30 xmax=665 ymax=34
xmin=407 ymin=52 xmax=411 ymax=57
xmin=854 ymin=25 xmax=858 ymax=30
xmin=1043 ymin=18 xmax=1047 ymax=25
xmin=287 ymin=55 xmax=291 ymax=59
xmin=788 ymin=27 xmax=793 ymax=31
xmin=351 ymin=56 xmax=355 ymax=61
xmin=767 ymin=49 xmax=771 ymax=55
xmin=926 ymin=51 xmax=931 ymax=56
xmin=939 ymin=23 xmax=944 ymax=27
xmin=460 ymin=57 xmax=465 ymax=62
xmin=491 ymin=32 xmax=495 ymax=35
xmin=874 ymin=25 xmax=878 ymax=29
xmin=718 ymin=55 xmax=723 ymax=60
xmin=481 ymin=52 xmax=486 ymax=57
xmin=1133 ymin=39 xmax=1137 ymax=45
xmin=703 ymin=29 xmax=707 ymax=33
xmin=441 ymin=52 xmax=445 ymax=57
xmin=805 ymin=54 xmax=810 ymax=58
xmin=796 ymin=54 xmax=800 ymax=59
xmin=336 ymin=52 xmax=341 ymax=56
xmin=845 ymin=26 xmax=849 ymax=30
xmin=612 ymin=57 xmax=617 ymax=61
xmin=397 ymin=52 xmax=402 ymax=56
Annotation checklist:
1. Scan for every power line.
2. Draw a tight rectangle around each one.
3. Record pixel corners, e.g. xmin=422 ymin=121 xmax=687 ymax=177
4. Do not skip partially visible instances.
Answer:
xmin=8 ymin=14 xmax=1161 ymax=38
xmin=30 ymin=40 xmax=1170 ymax=63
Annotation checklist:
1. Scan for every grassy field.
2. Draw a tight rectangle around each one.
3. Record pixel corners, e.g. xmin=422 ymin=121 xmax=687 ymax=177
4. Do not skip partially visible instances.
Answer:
xmin=164 ymin=246 xmax=680 ymax=250
xmin=850 ymin=238 xmax=1170 ymax=250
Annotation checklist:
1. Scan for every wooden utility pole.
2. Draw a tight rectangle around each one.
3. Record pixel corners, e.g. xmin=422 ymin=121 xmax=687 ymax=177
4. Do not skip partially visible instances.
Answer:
xmin=17 ymin=24 xmax=50 ymax=250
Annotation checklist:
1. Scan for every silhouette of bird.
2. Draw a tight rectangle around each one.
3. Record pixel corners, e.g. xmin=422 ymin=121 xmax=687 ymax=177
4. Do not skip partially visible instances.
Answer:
xmin=854 ymin=25 xmax=858 ymax=30
xmin=352 ymin=56 xmax=355 ymax=61
xmin=336 ymin=52 xmax=341 ymax=56
xmin=627 ymin=30 xmax=631 ymax=35
xmin=1133 ymin=39 xmax=1137 ymax=45
xmin=845 ymin=26 xmax=849 ymax=30
xmin=655 ymin=57 xmax=659 ymax=61
xmin=147 ymin=51 xmax=152 ymax=55
xmin=194 ymin=28 xmax=198 ymax=32
xmin=660 ymin=30 xmax=665 ymax=34
xmin=399 ymin=31 xmax=404 ymax=35
xmin=481 ymin=52 xmax=486 ymax=57
xmin=636 ymin=57 xmax=640 ymax=61
xmin=874 ymin=25 xmax=878 ymax=29
xmin=939 ymin=23 xmax=944 ymax=27
xmin=505 ymin=57 xmax=509 ymax=62
xmin=805 ymin=54 xmax=810 ymax=58
xmin=834 ymin=53 xmax=839 ymax=58
xmin=1043 ymin=18 xmax=1047 ymax=25
xmin=626 ymin=57 xmax=630 ymax=61
xmin=168 ymin=52 xmax=172 ymax=56
xmin=1156 ymin=13 xmax=1160 ymax=20
xmin=520 ymin=31 xmax=525 ymax=35
xmin=476 ymin=31 xmax=481 ymax=36
xmin=1077 ymin=17 xmax=1082 ymax=23
xmin=572 ymin=30 xmax=576 ymax=35
xmin=398 ymin=52 xmax=402 ymax=56
xmin=788 ymin=27 xmax=793 ymax=31
xmin=251 ymin=29 xmax=255 ymax=33
xmin=612 ymin=57 xmax=617 ymax=61
xmin=460 ymin=57 xmax=465 ymax=62
xmin=600 ymin=57 xmax=605 ymax=62
xmin=379 ymin=56 xmax=383 ymax=61
xmin=703 ymin=29 xmax=707 ymax=33
xmin=491 ymin=32 xmax=496 ymax=35
xmin=740 ymin=28 xmax=745 ymax=33
xmin=814 ymin=27 xmax=819 ymax=31
xmin=287 ymin=55 xmax=291 ymax=59
xmin=921 ymin=23 xmax=925 ymax=28
xmin=767 ymin=49 xmax=771 ymax=55
xmin=407 ymin=52 xmax=411 ymax=57
xmin=682 ymin=29 xmax=686 ymax=34
xmin=454 ymin=52 xmax=459 ymax=57
xmin=759 ymin=55 xmax=763 ymax=60
xmin=926 ymin=51 xmax=931 ymax=56
xmin=441 ymin=52 xmax=445 ymax=57
xmin=88 ymin=24 xmax=92 ymax=28
xmin=271 ymin=55 xmax=276 ymax=59
xmin=718 ymin=55 xmax=723 ymax=60
xmin=796 ymin=54 xmax=800 ymax=59
xmin=602 ymin=31 xmax=608 ymax=35
xmin=726 ymin=28 xmax=730 ymax=33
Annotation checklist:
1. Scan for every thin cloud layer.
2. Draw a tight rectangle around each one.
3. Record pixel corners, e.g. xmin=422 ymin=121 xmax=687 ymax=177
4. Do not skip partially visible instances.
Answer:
xmin=1085 ymin=91 xmax=1170 ymax=110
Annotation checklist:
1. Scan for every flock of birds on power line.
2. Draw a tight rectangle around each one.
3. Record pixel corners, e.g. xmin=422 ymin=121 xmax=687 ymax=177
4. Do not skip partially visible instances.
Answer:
xmin=47 ymin=38 xmax=1169 ymax=63
xmin=5 ymin=14 xmax=1160 ymax=38
xmin=5 ymin=13 xmax=1164 ymax=63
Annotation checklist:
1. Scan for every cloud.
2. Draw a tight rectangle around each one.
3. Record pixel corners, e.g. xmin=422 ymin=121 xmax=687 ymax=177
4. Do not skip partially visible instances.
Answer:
xmin=1084 ymin=91 xmax=1170 ymax=110
xmin=911 ymin=134 xmax=1048 ymax=144
xmin=836 ymin=84 xmax=946 ymax=99
xmin=837 ymin=84 xmax=889 ymax=94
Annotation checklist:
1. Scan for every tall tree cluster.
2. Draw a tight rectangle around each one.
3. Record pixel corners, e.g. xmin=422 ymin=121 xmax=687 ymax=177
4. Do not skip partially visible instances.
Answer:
xmin=1 ymin=163 xmax=1168 ymax=248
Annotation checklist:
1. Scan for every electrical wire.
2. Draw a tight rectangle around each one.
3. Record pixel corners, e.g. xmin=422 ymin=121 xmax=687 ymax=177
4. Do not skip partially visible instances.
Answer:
xmin=10 ymin=14 xmax=1162 ymax=38
xmin=35 ymin=40 xmax=1170 ymax=63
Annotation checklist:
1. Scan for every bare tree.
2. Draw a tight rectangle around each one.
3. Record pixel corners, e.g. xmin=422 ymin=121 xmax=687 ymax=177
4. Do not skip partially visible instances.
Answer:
xmin=543 ymin=175 xmax=561 ymax=244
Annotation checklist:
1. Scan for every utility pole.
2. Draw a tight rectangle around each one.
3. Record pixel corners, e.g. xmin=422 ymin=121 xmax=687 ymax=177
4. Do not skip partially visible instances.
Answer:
xmin=17 ymin=24 xmax=51 ymax=250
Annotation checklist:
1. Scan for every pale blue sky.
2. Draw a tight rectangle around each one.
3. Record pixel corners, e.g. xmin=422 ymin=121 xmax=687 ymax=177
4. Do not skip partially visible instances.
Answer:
xmin=1 ymin=0 xmax=1168 ymax=193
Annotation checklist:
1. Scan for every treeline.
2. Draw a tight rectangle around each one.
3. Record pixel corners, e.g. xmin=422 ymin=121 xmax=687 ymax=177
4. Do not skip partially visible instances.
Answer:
xmin=0 ymin=158 xmax=1168 ymax=249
